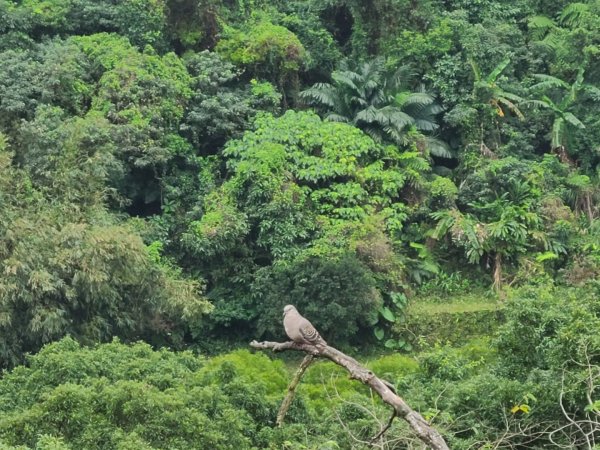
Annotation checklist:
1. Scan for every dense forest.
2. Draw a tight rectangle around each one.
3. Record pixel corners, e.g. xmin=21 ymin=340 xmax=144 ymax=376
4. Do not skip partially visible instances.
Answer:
xmin=0 ymin=0 xmax=599 ymax=448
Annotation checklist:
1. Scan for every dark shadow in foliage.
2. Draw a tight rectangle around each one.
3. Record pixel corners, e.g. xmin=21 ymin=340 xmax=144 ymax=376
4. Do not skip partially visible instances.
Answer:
xmin=252 ymin=254 xmax=381 ymax=344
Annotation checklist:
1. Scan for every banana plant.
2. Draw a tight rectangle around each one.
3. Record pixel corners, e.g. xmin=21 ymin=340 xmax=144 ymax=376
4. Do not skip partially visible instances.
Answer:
xmin=470 ymin=57 xmax=525 ymax=120
xmin=527 ymin=67 xmax=598 ymax=159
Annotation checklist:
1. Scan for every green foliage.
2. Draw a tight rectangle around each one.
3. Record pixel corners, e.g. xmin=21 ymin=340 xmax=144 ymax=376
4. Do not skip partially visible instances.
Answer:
xmin=401 ymin=301 xmax=503 ymax=349
xmin=528 ymin=67 xmax=599 ymax=166
xmin=74 ymin=33 xmax=193 ymax=206
xmin=181 ymin=111 xmax=428 ymax=338
xmin=0 ymin=39 xmax=92 ymax=131
xmin=13 ymin=0 xmax=169 ymax=50
xmin=301 ymin=57 xmax=448 ymax=156
xmin=253 ymin=255 xmax=381 ymax=342
xmin=431 ymin=155 xmax=586 ymax=289
xmin=1 ymin=2 xmax=600 ymax=448
xmin=0 ymin=339 xmax=281 ymax=449
xmin=496 ymin=282 xmax=600 ymax=376
xmin=0 ymin=142 xmax=210 ymax=368
xmin=217 ymin=19 xmax=306 ymax=84
xmin=181 ymin=50 xmax=281 ymax=153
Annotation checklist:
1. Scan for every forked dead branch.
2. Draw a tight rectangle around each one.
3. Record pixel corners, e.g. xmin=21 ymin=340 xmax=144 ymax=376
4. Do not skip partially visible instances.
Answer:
xmin=250 ymin=339 xmax=450 ymax=450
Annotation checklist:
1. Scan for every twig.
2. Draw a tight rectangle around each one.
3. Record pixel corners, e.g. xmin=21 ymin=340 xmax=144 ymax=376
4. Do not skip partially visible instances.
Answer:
xmin=370 ymin=409 xmax=397 ymax=444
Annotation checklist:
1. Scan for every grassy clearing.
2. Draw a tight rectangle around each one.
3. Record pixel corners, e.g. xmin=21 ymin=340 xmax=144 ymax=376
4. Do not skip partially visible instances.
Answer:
xmin=409 ymin=300 xmax=504 ymax=315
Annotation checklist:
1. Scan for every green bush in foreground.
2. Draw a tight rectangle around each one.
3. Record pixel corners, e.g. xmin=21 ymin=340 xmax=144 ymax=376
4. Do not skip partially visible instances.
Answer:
xmin=0 ymin=339 xmax=284 ymax=450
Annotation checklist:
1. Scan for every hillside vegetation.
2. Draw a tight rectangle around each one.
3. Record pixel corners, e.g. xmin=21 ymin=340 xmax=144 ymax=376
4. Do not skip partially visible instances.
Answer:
xmin=0 ymin=0 xmax=599 ymax=448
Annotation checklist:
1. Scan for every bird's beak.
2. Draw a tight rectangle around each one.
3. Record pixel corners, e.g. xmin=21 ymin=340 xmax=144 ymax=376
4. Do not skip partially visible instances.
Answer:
xmin=282 ymin=311 xmax=286 ymax=317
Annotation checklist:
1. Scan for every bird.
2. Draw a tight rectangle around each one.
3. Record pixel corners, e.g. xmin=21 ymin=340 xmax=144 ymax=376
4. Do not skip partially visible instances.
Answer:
xmin=283 ymin=305 xmax=328 ymax=349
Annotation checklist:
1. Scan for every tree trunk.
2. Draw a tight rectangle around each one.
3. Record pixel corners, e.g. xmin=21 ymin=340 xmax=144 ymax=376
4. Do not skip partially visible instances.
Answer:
xmin=493 ymin=252 xmax=502 ymax=292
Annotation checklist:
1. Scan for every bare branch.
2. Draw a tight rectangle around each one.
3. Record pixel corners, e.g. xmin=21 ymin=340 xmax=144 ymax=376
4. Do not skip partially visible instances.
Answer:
xmin=370 ymin=410 xmax=397 ymax=443
xmin=276 ymin=354 xmax=315 ymax=427
xmin=250 ymin=340 xmax=450 ymax=450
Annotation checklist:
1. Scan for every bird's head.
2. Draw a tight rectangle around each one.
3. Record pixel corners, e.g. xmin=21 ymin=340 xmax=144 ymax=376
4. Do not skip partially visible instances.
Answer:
xmin=283 ymin=305 xmax=296 ymax=317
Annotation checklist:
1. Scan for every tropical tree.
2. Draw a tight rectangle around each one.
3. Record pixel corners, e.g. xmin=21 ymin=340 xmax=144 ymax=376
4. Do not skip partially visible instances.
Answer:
xmin=471 ymin=57 xmax=524 ymax=121
xmin=469 ymin=57 xmax=525 ymax=150
xmin=431 ymin=198 xmax=543 ymax=292
xmin=300 ymin=57 xmax=450 ymax=157
xmin=429 ymin=157 xmax=571 ymax=292
xmin=528 ymin=67 xmax=599 ymax=162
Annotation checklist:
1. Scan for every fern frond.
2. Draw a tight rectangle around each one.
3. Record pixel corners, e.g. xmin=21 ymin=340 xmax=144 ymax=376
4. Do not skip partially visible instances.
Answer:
xmin=538 ymin=33 xmax=564 ymax=52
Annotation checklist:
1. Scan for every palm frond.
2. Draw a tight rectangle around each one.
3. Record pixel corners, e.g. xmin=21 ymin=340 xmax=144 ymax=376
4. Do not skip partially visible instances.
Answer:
xmin=559 ymin=2 xmax=589 ymax=28
xmin=325 ymin=113 xmax=351 ymax=123
xmin=413 ymin=118 xmax=439 ymax=131
xmin=362 ymin=125 xmax=386 ymax=143
xmin=354 ymin=106 xmax=383 ymax=124
xmin=583 ymin=85 xmax=600 ymax=101
xmin=300 ymin=84 xmax=337 ymax=107
xmin=331 ymin=71 xmax=360 ymax=92
xmin=522 ymin=99 xmax=551 ymax=109
xmin=424 ymin=136 xmax=453 ymax=159
xmin=426 ymin=103 xmax=444 ymax=115
xmin=350 ymin=96 xmax=369 ymax=108
xmin=395 ymin=92 xmax=435 ymax=108
xmin=381 ymin=107 xmax=415 ymax=129
xmin=382 ymin=125 xmax=408 ymax=146
xmin=527 ymin=15 xmax=555 ymax=40
xmin=532 ymin=74 xmax=569 ymax=90
xmin=364 ymin=79 xmax=379 ymax=92
xmin=389 ymin=64 xmax=416 ymax=90
xmin=361 ymin=57 xmax=386 ymax=85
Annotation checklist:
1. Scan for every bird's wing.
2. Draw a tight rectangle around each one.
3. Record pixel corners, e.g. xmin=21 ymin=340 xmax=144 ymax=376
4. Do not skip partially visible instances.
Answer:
xmin=299 ymin=319 xmax=326 ymax=346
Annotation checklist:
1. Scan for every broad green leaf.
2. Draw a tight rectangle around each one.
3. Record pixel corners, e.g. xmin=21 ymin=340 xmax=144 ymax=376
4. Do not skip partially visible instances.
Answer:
xmin=384 ymin=339 xmax=397 ymax=348
xmin=379 ymin=306 xmax=396 ymax=322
